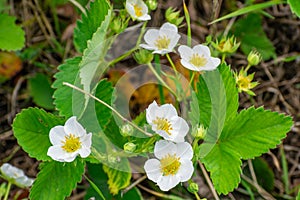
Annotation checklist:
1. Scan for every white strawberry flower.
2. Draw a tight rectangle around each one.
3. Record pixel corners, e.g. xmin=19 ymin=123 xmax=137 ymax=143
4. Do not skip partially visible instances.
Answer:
xmin=0 ymin=163 xmax=34 ymax=188
xmin=47 ymin=116 xmax=92 ymax=162
xmin=144 ymin=140 xmax=194 ymax=191
xmin=126 ymin=0 xmax=151 ymax=21
xmin=140 ymin=22 xmax=181 ymax=55
xmin=146 ymin=101 xmax=189 ymax=143
xmin=178 ymin=44 xmax=221 ymax=71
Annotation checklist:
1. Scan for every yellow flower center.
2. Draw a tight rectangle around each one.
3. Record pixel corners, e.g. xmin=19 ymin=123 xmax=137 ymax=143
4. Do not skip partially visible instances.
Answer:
xmin=133 ymin=4 xmax=143 ymax=17
xmin=61 ymin=134 xmax=81 ymax=153
xmin=237 ymin=75 xmax=251 ymax=91
xmin=155 ymin=35 xmax=171 ymax=50
xmin=189 ymin=53 xmax=207 ymax=67
xmin=153 ymin=117 xmax=173 ymax=135
xmin=160 ymin=154 xmax=181 ymax=176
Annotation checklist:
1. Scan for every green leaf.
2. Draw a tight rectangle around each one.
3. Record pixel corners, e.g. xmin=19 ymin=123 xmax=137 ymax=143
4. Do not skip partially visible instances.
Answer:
xmin=209 ymin=1 xmax=282 ymax=24
xmin=103 ymin=163 xmax=131 ymax=195
xmin=73 ymin=0 xmax=110 ymax=52
xmin=288 ymin=0 xmax=300 ymax=18
xmin=201 ymin=107 xmax=293 ymax=194
xmin=196 ymin=64 xmax=238 ymax=144
xmin=297 ymin=188 xmax=300 ymax=200
xmin=30 ymin=160 xmax=85 ymax=200
xmin=28 ymin=73 xmax=55 ymax=110
xmin=79 ymin=9 xmax=112 ymax=111
xmin=12 ymin=108 xmax=64 ymax=161
xmin=221 ymin=107 xmax=293 ymax=159
xmin=232 ymin=13 xmax=276 ymax=60
xmin=188 ymin=91 xmax=200 ymax=128
xmin=252 ymin=157 xmax=274 ymax=191
xmin=52 ymin=57 xmax=82 ymax=118
xmin=0 ymin=14 xmax=25 ymax=51
xmin=85 ymin=163 xmax=142 ymax=200
xmin=201 ymin=143 xmax=242 ymax=194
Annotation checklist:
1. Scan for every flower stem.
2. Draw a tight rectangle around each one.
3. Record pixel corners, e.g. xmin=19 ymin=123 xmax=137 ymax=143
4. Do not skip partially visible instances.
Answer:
xmin=198 ymin=161 xmax=220 ymax=200
xmin=4 ymin=181 xmax=11 ymax=200
xmin=154 ymin=55 xmax=165 ymax=104
xmin=108 ymin=21 xmax=147 ymax=67
xmin=221 ymin=54 xmax=226 ymax=64
xmin=245 ymin=64 xmax=251 ymax=72
xmin=166 ymin=53 xmax=178 ymax=77
xmin=84 ymin=175 xmax=106 ymax=200
xmin=147 ymin=62 xmax=177 ymax=97
xmin=189 ymin=71 xmax=196 ymax=88
xmin=194 ymin=192 xmax=201 ymax=200
xmin=63 ymin=82 xmax=152 ymax=137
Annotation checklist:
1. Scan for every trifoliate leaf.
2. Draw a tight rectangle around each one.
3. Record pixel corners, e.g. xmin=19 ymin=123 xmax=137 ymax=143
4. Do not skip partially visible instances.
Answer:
xmin=28 ymin=73 xmax=55 ymax=110
xmin=73 ymin=0 xmax=110 ymax=52
xmin=0 ymin=14 xmax=25 ymax=51
xmin=52 ymin=57 xmax=82 ymax=118
xmin=12 ymin=108 xmax=64 ymax=161
xmin=288 ymin=0 xmax=300 ymax=18
xmin=103 ymin=162 xmax=131 ymax=195
xmin=200 ymin=107 xmax=293 ymax=194
xmin=30 ymin=160 xmax=85 ymax=200
xmin=232 ymin=13 xmax=276 ymax=60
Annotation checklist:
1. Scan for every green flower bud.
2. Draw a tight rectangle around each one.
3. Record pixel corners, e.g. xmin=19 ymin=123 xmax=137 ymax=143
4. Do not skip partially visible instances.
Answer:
xmin=133 ymin=49 xmax=154 ymax=64
xmin=187 ymin=182 xmax=199 ymax=193
xmin=120 ymin=124 xmax=134 ymax=137
xmin=146 ymin=0 xmax=157 ymax=11
xmin=123 ymin=142 xmax=137 ymax=152
xmin=165 ymin=7 xmax=184 ymax=26
xmin=110 ymin=14 xmax=128 ymax=34
xmin=211 ymin=36 xmax=240 ymax=54
xmin=192 ymin=125 xmax=206 ymax=140
xmin=247 ymin=50 xmax=262 ymax=66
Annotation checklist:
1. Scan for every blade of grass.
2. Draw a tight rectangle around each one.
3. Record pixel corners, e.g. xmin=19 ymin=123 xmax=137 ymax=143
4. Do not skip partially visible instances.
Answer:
xmin=209 ymin=0 xmax=283 ymax=24
xmin=280 ymin=145 xmax=290 ymax=194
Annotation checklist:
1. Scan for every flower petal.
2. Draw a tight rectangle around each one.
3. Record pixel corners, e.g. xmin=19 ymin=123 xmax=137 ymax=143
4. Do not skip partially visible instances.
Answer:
xmin=178 ymin=45 xmax=193 ymax=61
xmin=176 ymin=142 xmax=193 ymax=160
xmin=170 ymin=116 xmax=189 ymax=141
xmin=211 ymin=57 xmax=221 ymax=67
xmin=144 ymin=29 xmax=159 ymax=46
xmin=193 ymin=44 xmax=211 ymax=56
xmin=47 ymin=145 xmax=77 ymax=162
xmin=159 ymin=103 xmax=178 ymax=119
xmin=168 ymin=34 xmax=181 ymax=51
xmin=180 ymin=59 xmax=200 ymax=71
xmin=146 ymin=100 xmax=159 ymax=124
xmin=144 ymin=159 xmax=162 ymax=182
xmin=64 ymin=116 xmax=86 ymax=137
xmin=78 ymin=133 xmax=92 ymax=158
xmin=177 ymin=159 xmax=194 ymax=182
xmin=157 ymin=175 xmax=180 ymax=191
xmin=154 ymin=140 xmax=176 ymax=159
xmin=138 ymin=14 xmax=151 ymax=21
xmin=49 ymin=125 xmax=67 ymax=145
xmin=160 ymin=22 xmax=178 ymax=33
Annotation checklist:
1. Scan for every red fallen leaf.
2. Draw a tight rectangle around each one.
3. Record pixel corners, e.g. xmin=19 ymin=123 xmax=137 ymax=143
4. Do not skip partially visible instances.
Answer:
xmin=0 ymin=51 xmax=22 ymax=83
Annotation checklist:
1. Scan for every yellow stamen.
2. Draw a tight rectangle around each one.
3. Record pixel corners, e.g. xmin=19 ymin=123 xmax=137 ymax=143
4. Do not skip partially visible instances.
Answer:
xmin=133 ymin=4 xmax=143 ymax=17
xmin=61 ymin=134 xmax=81 ymax=153
xmin=153 ymin=117 xmax=173 ymax=135
xmin=160 ymin=154 xmax=181 ymax=176
xmin=189 ymin=53 xmax=207 ymax=67
xmin=155 ymin=35 xmax=171 ymax=50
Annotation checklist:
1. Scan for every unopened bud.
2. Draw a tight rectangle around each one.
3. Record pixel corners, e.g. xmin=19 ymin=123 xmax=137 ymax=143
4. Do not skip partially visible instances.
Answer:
xmin=187 ymin=182 xmax=199 ymax=193
xmin=211 ymin=36 xmax=240 ymax=54
xmin=146 ymin=0 xmax=157 ymax=11
xmin=120 ymin=124 xmax=134 ymax=137
xmin=123 ymin=142 xmax=137 ymax=153
xmin=192 ymin=125 xmax=206 ymax=140
xmin=133 ymin=49 xmax=153 ymax=64
xmin=165 ymin=7 xmax=184 ymax=26
xmin=247 ymin=50 xmax=262 ymax=66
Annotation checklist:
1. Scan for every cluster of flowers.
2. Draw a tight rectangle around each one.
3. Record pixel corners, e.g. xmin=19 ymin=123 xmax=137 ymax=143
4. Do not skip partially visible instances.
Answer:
xmin=127 ymin=0 xmax=220 ymax=71
xmin=144 ymin=101 xmax=194 ymax=191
